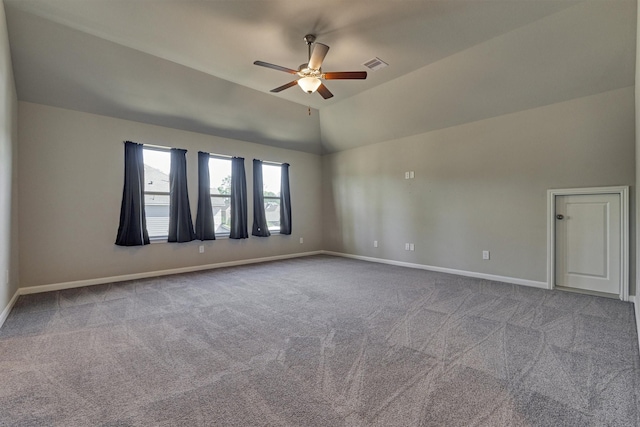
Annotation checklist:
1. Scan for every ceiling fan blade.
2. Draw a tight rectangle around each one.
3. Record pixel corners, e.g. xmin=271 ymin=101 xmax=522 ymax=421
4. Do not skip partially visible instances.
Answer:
xmin=308 ymin=43 xmax=329 ymax=70
xmin=317 ymin=83 xmax=333 ymax=99
xmin=270 ymin=80 xmax=298 ymax=93
xmin=323 ymin=71 xmax=367 ymax=80
xmin=254 ymin=61 xmax=298 ymax=74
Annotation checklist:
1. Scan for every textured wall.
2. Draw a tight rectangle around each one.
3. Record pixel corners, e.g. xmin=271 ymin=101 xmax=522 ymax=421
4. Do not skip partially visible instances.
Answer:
xmin=323 ymin=88 xmax=635 ymax=290
xmin=18 ymin=102 xmax=322 ymax=288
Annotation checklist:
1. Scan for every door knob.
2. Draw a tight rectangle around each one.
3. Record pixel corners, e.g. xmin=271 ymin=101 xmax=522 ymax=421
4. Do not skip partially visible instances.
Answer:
xmin=556 ymin=214 xmax=564 ymax=220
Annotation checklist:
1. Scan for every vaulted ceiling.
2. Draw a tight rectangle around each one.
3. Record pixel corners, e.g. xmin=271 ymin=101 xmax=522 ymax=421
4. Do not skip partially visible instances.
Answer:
xmin=4 ymin=0 xmax=636 ymax=154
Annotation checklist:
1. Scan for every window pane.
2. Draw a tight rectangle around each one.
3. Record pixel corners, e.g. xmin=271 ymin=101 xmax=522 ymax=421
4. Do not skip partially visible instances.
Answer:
xmin=143 ymin=149 xmax=171 ymax=193
xmin=209 ymin=157 xmax=232 ymax=196
xmin=144 ymin=194 xmax=169 ymax=238
xmin=262 ymin=164 xmax=281 ymax=197
xmin=143 ymin=148 xmax=170 ymax=238
xmin=211 ymin=195 xmax=231 ymax=234
xmin=264 ymin=198 xmax=280 ymax=231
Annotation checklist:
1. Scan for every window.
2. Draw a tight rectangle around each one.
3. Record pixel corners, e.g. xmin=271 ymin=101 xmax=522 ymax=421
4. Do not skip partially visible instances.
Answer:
xmin=208 ymin=156 xmax=232 ymax=235
xmin=143 ymin=147 xmax=171 ymax=239
xmin=262 ymin=163 xmax=281 ymax=232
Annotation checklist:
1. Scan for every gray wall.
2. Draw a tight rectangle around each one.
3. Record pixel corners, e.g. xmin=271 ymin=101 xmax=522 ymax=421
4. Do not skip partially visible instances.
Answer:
xmin=18 ymin=102 xmax=322 ymax=288
xmin=323 ymin=87 xmax=635 ymax=290
xmin=0 ymin=1 xmax=18 ymax=313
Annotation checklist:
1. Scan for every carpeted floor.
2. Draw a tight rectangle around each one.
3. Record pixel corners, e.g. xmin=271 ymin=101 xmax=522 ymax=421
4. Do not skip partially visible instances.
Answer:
xmin=1 ymin=255 xmax=639 ymax=426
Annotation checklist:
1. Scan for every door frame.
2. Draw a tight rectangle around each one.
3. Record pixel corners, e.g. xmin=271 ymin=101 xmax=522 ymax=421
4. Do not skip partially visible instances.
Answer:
xmin=546 ymin=186 xmax=629 ymax=301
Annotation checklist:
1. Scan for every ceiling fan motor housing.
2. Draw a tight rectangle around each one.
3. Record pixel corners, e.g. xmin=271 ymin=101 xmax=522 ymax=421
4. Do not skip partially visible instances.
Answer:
xmin=298 ymin=64 xmax=322 ymax=76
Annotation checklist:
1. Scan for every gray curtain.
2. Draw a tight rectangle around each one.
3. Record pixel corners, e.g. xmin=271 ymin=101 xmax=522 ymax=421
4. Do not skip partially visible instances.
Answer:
xmin=115 ymin=141 xmax=150 ymax=246
xmin=280 ymin=163 xmax=291 ymax=235
xmin=230 ymin=157 xmax=248 ymax=239
xmin=168 ymin=148 xmax=196 ymax=243
xmin=252 ymin=159 xmax=271 ymax=237
xmin=195 ymin=151 xmax=215 ymax=240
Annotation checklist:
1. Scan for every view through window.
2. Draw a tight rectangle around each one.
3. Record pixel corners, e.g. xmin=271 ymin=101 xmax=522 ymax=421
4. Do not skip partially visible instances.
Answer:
xmin=143 ymin=148 xmax=171 ymax=239
xmin=209 ymin=157 xmax=232 ymax=235
xmin=262 ymin=164 xmax=281 ymax=232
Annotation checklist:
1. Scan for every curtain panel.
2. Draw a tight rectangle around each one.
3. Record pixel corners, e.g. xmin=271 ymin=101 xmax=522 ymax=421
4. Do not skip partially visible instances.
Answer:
xmin=230 ymin=157 xmax=248 ymax=239
xmin=195 ymin=151 xmax=216 ymax=240
xmin=280 ymin=163 xmax=292 ymax=235
xmin=115 ymin=141 xmax=150 ymax=246
xmin=252 ymin=159 xmax=271 ymax=237
xmin=168 ymin=148 xmax=196 ymax=243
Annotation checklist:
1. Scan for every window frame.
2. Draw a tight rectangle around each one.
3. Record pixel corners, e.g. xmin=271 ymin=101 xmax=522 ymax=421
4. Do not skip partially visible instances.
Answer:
xmin=142 ymin=145 xmax=172 ymax=241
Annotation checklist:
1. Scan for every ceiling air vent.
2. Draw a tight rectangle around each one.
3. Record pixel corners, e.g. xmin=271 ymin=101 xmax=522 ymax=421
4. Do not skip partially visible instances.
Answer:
xmin=363 ymin=57 xmax=388 ymax=71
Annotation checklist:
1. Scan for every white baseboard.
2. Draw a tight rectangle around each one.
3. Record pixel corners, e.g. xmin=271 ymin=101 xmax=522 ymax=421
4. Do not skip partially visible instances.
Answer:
xmin=19 ymin=251 xmax=323 ymax=296
xmin=321 ymin=251 xmax=548 ymax=289
xmin=0 ymin=289 xmax=20 ymax=329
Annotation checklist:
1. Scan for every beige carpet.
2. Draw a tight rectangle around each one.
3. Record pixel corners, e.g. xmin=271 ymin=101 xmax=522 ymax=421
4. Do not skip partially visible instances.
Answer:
xmin=1 ymin=255 xmax=639 ymax=426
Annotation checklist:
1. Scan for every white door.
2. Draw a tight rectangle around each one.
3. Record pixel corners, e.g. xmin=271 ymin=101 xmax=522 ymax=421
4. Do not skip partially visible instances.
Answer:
xmin=555 ymin=193 xmax=620 ymax=295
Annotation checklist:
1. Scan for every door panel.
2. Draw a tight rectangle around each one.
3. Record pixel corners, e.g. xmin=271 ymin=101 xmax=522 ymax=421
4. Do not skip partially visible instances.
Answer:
xmin=555 ymin=193 xmax=620 ymax=294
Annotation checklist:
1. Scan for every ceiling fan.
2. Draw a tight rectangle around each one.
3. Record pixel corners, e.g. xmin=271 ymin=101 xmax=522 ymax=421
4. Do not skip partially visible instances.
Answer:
xmin=253 ymin=34 xmax=367 ymax=99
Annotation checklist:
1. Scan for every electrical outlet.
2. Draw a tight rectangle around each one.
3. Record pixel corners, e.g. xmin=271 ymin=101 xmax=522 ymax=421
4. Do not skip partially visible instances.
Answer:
xmin=199 ymin=245 xmax=204 ymax=254
xmin=482 ymin=250 xmax=490 ymax=260
xmin=405 ymin=171 xmax=410 ymax=180
xmin=299 ymin=237 xmax=304 ymax=244
xmin=374 ymin=240 xmax=378 ymax=248
xmin=405 ymin=243 xmax=410 ymax=251
xmin=410 ymin=243 xmax=415 ymax=251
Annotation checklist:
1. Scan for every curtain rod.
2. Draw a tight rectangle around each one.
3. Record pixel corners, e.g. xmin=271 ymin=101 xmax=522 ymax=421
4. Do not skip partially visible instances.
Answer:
xmin=122 ymin=141 xmax=171 ymax=151
xmin=128 ymin=143 xmax=282 ymax=165
xmin=262 ymin=160 xmax=284 ymax=166
xmin=139 ymin=143 xmax=171 ymax=152
xmin=206 ymin=152 xmax=233 ymax=160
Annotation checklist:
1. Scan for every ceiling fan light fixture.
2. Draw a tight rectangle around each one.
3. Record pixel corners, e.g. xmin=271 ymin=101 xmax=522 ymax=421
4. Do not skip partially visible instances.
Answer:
xmin=297 ymin=76 xmax=321 ymax=94
xmin=254 ymin=34 xmax=366 ymax=99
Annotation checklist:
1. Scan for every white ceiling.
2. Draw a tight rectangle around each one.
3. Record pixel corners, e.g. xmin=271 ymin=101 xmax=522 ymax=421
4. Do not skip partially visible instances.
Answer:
xmin=4 ymin=0 xmax=636 ymax=154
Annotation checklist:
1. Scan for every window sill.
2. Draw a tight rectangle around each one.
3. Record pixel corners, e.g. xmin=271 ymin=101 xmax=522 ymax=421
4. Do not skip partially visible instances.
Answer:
xmin=147 ymin=232 xmax=285 ymax=244
xmin=149 ymin=235 xmax=233 ymax=243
